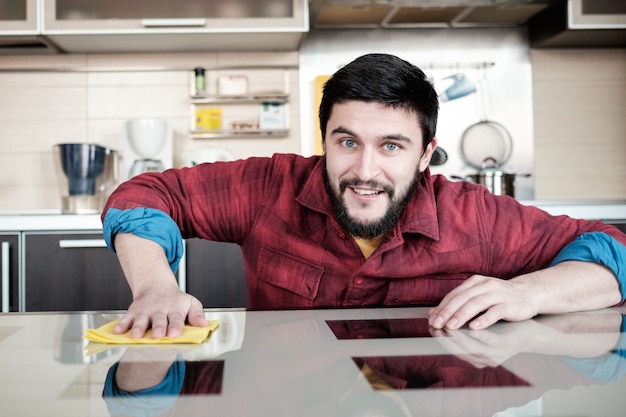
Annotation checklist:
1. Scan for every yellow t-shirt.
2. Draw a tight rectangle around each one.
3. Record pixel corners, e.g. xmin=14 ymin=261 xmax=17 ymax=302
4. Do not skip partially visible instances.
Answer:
xmin=354 ymin=235 xmax=385 ymax=259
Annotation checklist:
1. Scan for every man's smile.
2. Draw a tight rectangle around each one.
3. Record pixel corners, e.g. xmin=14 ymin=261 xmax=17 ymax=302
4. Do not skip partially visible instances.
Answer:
xmin=350 ymin=186 xmax=384 ymax=197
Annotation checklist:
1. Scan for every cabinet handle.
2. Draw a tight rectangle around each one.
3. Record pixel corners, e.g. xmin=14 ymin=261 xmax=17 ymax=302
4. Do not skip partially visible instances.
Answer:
xmin=141 ymin=18 xmax=207 ymax=28
xmin=2 ymin=242 xmax=9 ymax=313
xmin=59 ymin=239 xmax=108 ymax=249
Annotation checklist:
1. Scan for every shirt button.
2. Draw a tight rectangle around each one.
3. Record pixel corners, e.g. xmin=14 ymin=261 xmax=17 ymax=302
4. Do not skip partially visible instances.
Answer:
xmin=338 ymin=231 xmax=346 ymax=239
xmin=354 ymin=277 xmax=365 ymax=285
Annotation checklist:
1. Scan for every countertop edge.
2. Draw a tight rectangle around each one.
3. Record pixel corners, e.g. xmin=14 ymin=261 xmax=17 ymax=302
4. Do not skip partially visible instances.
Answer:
xmin=0 ymin=214 xmax=103 ymax=232
xmin=0 ymin=201 xmax=625 ymax=232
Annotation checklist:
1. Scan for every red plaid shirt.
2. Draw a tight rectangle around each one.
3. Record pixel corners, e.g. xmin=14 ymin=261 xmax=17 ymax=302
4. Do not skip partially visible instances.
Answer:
xmin=104 ymin=154 xmax=625 ymax=309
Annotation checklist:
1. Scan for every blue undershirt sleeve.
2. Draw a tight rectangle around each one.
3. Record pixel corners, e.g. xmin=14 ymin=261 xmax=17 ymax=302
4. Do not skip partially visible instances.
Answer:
xmin=102 ymin=357 xmax=185 ymax=417
xmin=551 ymin=232 xmax=626 ymax=301
xmin=102 ymin=207 xmax=184 ymax=273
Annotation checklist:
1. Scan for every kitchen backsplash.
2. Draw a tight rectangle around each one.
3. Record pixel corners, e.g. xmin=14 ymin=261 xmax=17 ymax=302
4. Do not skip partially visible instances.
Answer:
xmin=0 ymin=31 xmax=624 ymax=212
xmin=0 ymin=51 xmax=300 ymax=212
xmin=531 ymin=48 xmax=626 ymax=200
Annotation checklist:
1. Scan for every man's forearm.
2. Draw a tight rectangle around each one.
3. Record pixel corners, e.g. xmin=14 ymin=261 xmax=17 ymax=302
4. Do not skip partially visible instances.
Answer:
xmin=515 ymin=260 xmax=621 ymax=315
xmin=114 ymin=233 xmax=179 ymax=296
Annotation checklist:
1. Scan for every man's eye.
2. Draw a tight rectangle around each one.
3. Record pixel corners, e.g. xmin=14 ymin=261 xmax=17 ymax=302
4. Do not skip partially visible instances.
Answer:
xmin=384 ymin=143 xmax=399 ymax=152
xmin=342 ymin=139 xmax=357 ymax=148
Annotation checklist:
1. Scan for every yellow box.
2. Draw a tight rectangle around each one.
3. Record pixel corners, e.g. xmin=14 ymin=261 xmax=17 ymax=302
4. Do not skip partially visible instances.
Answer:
xmin=195 ymin=108 xmax=222 ymax=130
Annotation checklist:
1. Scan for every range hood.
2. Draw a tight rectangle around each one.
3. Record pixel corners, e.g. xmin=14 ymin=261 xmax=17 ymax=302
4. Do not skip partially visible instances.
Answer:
xmin=308 ymin=0 xmax=556 ymax=28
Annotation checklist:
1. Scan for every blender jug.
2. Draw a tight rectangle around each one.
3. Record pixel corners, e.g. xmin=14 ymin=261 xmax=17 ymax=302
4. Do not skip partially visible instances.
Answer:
xmin=53 ymin=143 xmax=119 ymax=214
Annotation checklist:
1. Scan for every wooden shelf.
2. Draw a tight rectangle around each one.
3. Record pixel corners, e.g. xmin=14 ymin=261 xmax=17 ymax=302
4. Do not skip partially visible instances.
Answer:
xmin=189 ymin=67 xmax=291 ymax=139
xmin=191 ymin=129 xmax=289 ymax=139
xmin=191 ymin=93 xmax=288 ymax=105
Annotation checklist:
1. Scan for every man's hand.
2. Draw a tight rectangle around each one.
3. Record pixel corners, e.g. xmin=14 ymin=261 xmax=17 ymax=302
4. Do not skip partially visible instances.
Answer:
xmin=113 ymin=282 xmax=209 ymax=339
xmin=427 ymin=274 xmax=538 ymax=331
xmin=428 ymin=261 xmax=621 ymax=331
xmin=112 ymin=232 xmax=209 ymax=339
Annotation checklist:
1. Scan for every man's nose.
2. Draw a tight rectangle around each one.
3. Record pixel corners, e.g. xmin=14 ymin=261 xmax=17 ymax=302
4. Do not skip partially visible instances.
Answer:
xmin=353 ymin=148 xmax=380 ymax=180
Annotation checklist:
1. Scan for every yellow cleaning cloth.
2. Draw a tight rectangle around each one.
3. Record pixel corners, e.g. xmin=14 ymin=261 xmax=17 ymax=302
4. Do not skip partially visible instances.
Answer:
xmin=85 ymin=319 xmax=219 ymax=344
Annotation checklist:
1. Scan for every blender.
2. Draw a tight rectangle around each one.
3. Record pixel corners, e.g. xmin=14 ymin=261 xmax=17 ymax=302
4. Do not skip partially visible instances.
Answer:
xmin=53 ymin=143 xmax=120 ymax=214
xmin=123 ymin=118 xmax=173 ymax=179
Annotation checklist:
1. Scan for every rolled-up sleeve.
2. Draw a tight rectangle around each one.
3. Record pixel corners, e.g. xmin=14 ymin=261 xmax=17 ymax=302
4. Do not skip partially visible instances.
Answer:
xmin=551 ymin=232 xmax=626 ymax=301
xmin=102 ymin=207 xmax=184 ymax=273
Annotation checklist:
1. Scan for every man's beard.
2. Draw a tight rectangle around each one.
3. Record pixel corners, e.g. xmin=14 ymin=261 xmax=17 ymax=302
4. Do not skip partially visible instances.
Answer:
xmin=322 ymin=158 xmax=422 ymax=240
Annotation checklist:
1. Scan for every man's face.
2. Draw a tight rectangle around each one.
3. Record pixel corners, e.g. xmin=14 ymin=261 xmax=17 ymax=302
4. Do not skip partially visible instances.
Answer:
xmin=323 ymin=101 xmax=436 ymax=239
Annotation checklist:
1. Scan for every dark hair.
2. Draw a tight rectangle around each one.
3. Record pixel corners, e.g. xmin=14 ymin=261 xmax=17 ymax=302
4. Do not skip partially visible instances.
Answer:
xmin=319 ymin=53 xmax=439 ymax=151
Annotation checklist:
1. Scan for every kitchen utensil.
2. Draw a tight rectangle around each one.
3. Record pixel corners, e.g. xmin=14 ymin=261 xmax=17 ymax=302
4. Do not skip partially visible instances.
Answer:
xmin=123 ymin=117 xmax=173 ymax=179
xmin=182 ymin=146 xmax=236 ymax=166
xmin=53 ymin=143 xmax=120 ymax=214
xmin=459 ymin=65 xmax=513 ymax=169
xmin=460 ymin=120 xmax=513 ymax=169
xmin=453 ymin=158 xmax=530 ymax=197
xmin=429 ymin=146 xmax=448 ymax=166
xmin=439 ymin=73 xmax=476 ymax=102
xmin=129 ymin=159 xmax=165 ymax=177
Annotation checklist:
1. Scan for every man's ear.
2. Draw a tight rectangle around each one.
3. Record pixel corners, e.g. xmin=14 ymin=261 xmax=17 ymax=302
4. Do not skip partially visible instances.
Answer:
xmin=418 ymin=137 xmax=438 ymax=172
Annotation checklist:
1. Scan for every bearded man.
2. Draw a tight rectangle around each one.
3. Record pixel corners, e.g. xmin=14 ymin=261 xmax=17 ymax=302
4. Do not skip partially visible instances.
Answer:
xmin=102 ymin=53 xmax=626 ymax=339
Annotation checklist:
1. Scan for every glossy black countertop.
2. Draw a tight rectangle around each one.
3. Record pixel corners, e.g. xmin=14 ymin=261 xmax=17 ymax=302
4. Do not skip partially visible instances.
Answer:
xmin=1 ymin=307 xmax=626 ymax=416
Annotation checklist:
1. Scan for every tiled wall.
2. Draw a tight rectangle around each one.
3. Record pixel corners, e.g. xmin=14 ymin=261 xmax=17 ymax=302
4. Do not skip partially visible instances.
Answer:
xmin=0 ymin=51 xmax=300 ymax=212
xmin=531 ymin=48 xmax=626 ymax=201
xmin=0 ymin=45 xmax=625 ymax=211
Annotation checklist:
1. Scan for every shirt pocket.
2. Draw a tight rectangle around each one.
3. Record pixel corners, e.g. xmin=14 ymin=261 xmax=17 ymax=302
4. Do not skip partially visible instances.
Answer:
xmin=256 ymin=245 xmax=324 ymax=300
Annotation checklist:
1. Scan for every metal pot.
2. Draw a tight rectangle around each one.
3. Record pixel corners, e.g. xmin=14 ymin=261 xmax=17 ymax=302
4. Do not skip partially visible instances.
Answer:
xmin=465 ymin=169 xmax=522 ymax=197
xmin=453 ymin=157 xmax=530 ymax=198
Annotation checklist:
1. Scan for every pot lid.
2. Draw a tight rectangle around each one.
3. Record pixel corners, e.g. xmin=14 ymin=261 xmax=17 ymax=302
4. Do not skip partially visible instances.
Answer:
xmin=460 ymin=120 xmax=513 ymax=169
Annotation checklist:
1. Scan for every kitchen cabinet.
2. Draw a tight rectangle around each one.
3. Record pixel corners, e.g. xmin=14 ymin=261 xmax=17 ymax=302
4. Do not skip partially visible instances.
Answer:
xmin=190 ymin=66 xmax=292 ymax=140
xmin=0 ymin=0 xmax=38 ymax=32
xmin=40 ymin=0 xmax=308 ymax=53
xmin=0 ymin=0 xmax=61 ymax=53
xmin=44 ymin=0 xmax=306 ymax=30
xmin=23 ymin=232 xmax=131 ymax=312
xmin=185 ymin=238 xmax=246 ymax=308
xmin=0 ymin=233 xmax=19 ymax=312
xmin=529 ymin=0 xmax=626 ymax=47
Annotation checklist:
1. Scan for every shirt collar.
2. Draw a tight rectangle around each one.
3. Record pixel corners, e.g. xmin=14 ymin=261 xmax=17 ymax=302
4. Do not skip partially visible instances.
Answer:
xmin=296 ymin=157 xmax=441 ymax=242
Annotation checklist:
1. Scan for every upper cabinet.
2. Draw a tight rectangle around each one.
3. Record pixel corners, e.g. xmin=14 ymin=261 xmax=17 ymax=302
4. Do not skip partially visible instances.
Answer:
xmin=529 ymin=0 xmax=626 ymax=47
xmin=44 ymin=0 xmax=306 ymax=30
xmin=0 ymin=0 xmax=65 ymax=53
xmin=2 ymin=0 xmax=308 ymax=53
xmin=0 ymin=0 xmax=37 ymax=32
xmin=42 ymin=0 xmax=308 ymax=52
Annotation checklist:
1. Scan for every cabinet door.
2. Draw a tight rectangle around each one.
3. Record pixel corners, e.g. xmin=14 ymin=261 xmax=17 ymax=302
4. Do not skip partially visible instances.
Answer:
xmin=0 ymin=234 xmax=19 ymax=312
xmin=186 ymin=239 xmax=246 ymax=308
xmin=0 ymin=0 xmax=38 ymax=32
xmin=44 ymin=0 xmax=306 ymax=30
xmin=24 ymin=232 xmax=131 ymax=312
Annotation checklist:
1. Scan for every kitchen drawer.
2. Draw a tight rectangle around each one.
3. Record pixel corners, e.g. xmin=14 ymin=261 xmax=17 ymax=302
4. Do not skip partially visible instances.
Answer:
xmin=23 ymin=232 xmax=131 ymax=311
